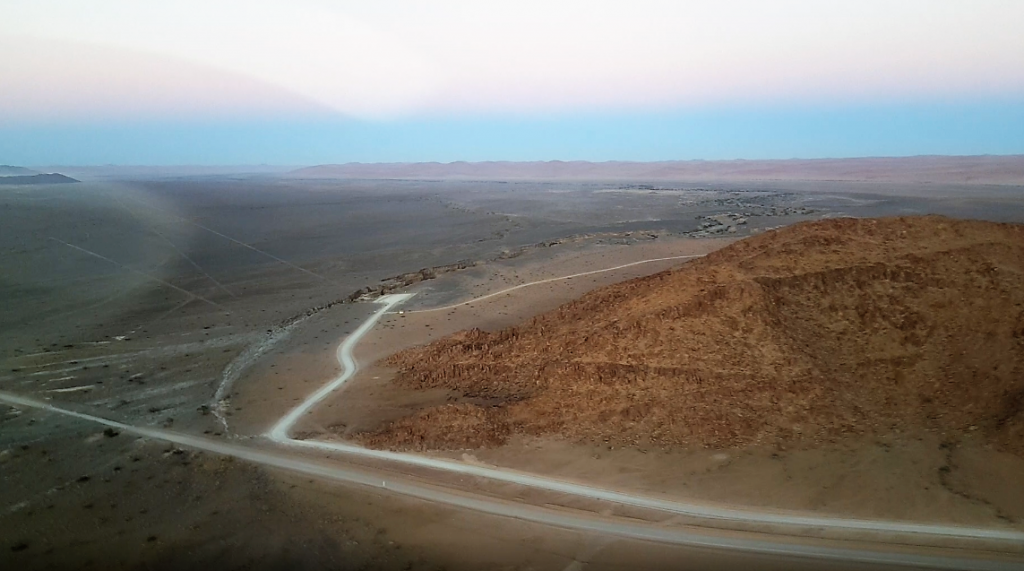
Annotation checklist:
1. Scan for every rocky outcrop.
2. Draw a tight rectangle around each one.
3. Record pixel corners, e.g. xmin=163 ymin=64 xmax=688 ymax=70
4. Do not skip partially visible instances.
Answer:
xmin=364 ymin=216 xmax=1024 ymax=454
xmin=348 ymin=260 xmax=476 ymax=302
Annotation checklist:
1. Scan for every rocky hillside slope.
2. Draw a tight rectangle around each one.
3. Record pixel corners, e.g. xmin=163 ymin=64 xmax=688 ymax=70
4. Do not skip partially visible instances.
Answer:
xmin=365 ymin=216 xmax=1024 ymax=454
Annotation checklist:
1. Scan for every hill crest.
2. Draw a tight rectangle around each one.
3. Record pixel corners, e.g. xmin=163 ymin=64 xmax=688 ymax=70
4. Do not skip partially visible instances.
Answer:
xmin=0 ymin=173 xmax=79 ymax=185
xmin=366 ymin=216 xmax=1024 ymax=455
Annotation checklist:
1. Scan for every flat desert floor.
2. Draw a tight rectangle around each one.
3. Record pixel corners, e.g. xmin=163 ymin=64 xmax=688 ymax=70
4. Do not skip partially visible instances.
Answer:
xmin=3 ymin=171 xmax=1024 ymax=569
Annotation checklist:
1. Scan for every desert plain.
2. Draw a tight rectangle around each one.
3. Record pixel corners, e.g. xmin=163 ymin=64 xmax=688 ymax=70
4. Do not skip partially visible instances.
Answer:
xmin=3 ymin=158 xmax=1024 ymax=569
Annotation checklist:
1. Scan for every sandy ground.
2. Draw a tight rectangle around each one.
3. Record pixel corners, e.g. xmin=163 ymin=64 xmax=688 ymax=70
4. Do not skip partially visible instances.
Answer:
xmin=233 ymin=237 xmax=728 ymax=450
xmin=295 ymin=237 xmax=730 ymax=434
xmin=3 ymin=402 xmax=927 ymax=571
xmin=295 ymin=236 xmax=1024 ymax=532
xmin=5 ymin=174 xmax=1024 ymax=568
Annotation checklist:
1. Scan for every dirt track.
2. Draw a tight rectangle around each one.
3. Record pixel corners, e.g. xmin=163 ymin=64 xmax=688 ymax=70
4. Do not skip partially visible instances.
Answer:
xmin=6 ymin=174 xmax=1024 ymax=569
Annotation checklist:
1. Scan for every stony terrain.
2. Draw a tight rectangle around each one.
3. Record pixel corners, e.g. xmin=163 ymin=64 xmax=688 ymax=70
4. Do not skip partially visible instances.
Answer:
xmin=6 ymin=172 xmax=1024 ymax=567
xmin=369 ymin=216 xmax=1024 ymax=454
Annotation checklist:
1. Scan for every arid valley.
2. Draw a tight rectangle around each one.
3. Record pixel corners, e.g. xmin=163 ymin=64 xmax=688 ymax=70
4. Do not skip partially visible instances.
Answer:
xmin=3 ymin=158 xmax=1024 ymax=570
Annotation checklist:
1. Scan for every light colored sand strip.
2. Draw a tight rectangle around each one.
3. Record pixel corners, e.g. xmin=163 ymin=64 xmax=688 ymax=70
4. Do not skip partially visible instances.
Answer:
xmin=30 ymin=368 xmax=81 ymax=377
xmin=15 ymin=350 xmax=70 ymax=359
xmin=212 ymin=312 xmax=325 ymax=433
xmin=48 ymin=385 xmax=94 ymax=393
xmin=18 ymin=335 xmax=251 ymax=371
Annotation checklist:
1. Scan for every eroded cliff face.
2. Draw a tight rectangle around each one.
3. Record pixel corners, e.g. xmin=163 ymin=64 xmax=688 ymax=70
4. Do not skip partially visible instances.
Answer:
xmin=362 ymin=216 xmax=1024 ymax=454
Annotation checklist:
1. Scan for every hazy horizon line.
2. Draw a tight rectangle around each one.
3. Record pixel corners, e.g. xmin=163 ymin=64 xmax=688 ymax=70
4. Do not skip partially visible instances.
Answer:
xmin=24 ymin=153 xmax=1024 ymax=169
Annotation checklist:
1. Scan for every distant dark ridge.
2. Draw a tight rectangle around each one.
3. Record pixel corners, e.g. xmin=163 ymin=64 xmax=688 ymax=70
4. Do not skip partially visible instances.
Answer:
xmin=0 ymin=173 xmax=80 ymax=185
xmin=0 ymin=165 xmax=40 ymax=176
xmin=290 ymin=155 xmax=1024 ymax=185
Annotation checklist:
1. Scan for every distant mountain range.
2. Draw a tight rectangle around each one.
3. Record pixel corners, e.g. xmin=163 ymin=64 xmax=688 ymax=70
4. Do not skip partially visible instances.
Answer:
xmin=0 ymin=165 xmax=40 ymax=177
xmin=290 ymin=155 xmax=1024 ymax=185
xmin=0 ymin=173 xmax=80 ymax=185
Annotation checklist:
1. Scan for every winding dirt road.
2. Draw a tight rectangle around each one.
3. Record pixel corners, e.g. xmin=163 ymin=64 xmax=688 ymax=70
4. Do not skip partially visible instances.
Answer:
xmin=2 ymin=389 xmax=1021 ymax=570
xmin=4 ymin=261 xmax=1024 ymax=569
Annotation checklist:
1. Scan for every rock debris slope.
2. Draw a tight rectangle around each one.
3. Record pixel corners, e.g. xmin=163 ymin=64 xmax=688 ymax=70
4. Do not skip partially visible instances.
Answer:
xmin=365 ymin=216 xmax=1024 ymax=454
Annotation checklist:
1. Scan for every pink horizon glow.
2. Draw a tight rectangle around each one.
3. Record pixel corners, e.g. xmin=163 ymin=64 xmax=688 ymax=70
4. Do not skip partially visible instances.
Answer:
xmin=3 ymin=1 xmax=1024 ymax=123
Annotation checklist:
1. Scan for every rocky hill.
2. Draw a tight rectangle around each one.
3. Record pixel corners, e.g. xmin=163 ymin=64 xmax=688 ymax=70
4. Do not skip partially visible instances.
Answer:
xmin=0 ymin=165 xmax=39 ymax=176
xmin=366 ymin=216 xmax=1024 ymax=455
xmin=0 ymin=173 xmax=79 ymax=185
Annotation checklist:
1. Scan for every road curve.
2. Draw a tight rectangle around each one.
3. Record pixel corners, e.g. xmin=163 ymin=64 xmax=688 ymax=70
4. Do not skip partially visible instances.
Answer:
xmin=1 ymin=390 xmax=1020 ymax=571
xmin=5 ymin=258 xmax=1024 ymax=569
xmin=268 ymin=293 xmax=414 ymax=442
xmin=266 ymin=291 xmax=1024 ymax=546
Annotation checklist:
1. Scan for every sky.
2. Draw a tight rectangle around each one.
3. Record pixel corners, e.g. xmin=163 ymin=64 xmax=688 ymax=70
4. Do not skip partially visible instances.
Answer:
xmin=2 ymin=0 xmax=1024 ymax=164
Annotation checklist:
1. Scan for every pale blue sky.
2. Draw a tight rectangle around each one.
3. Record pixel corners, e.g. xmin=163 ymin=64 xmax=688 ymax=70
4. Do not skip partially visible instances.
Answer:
xmin=6 ymin=102 xmax=1022 ymax=165
xmin=2 ymin=1 xmax=1023 ymax=164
